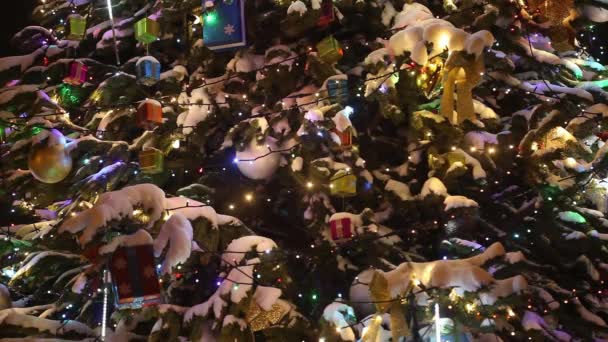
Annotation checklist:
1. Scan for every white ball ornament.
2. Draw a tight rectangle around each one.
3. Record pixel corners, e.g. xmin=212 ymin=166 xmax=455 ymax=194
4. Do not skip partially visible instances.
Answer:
xmin=236 ymin=136 xmax=281 ymax=180
xmin=348 ymin=269 xmax=375 ymax=317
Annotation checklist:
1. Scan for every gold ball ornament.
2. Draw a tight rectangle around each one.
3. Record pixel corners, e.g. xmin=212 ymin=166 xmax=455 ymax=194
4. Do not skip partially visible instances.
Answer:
xmin=28 ymin=129 xmax=73 ymax=184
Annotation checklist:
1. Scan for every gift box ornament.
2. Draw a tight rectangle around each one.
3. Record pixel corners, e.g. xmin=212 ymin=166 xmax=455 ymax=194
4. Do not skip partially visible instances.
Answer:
xmin=136 ymin=99 xmax=163 ymax=129
xmin=330 ymin=217 xmax=353 ymax=241
xmin=331 ymin=127 xmax=352 ymax=148
xmin=139 ymin=149 xmax=164 ymax=174
xmin=330 ymin=170 xmax=356 ymax=197
xmin=63 ymin=61 xmax=88 ymax=86
xmin=317 ymin=0 xmax=335 ymax=27
xmin=135 ymin=18 xmax=160 ymax=44
xmin=136 ymin=56 xmax=161 ymax=86
xmin=67 ymin=14 xmax=87 ymax=40
xmin=316 ymin=36 xmax=343 ymax=64
xmin=202 ymin=0 xmax=246 ymax=51
xmin=109 ymin=244 xmax=161 ymax=309
xmin=328 ymin=78 xmax=348 ymax=104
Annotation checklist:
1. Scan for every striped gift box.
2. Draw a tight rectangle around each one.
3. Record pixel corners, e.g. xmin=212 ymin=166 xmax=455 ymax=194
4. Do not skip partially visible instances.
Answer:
xmin=330 ymin=217 xmax=353 ymax=241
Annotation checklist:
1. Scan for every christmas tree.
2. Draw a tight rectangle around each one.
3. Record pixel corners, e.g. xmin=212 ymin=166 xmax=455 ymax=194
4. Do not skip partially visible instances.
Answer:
xmin=1 ymin=0 xmax=608 ymax=340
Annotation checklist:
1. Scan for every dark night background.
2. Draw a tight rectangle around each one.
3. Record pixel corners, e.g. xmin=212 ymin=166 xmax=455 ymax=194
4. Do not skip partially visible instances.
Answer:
xmin=0 ymin=0 xmax=36 ymax=57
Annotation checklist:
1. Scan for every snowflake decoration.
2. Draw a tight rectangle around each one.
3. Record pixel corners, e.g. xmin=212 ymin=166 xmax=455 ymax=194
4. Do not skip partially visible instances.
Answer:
xmin=224 ymin=24 xmax=235 ymax=35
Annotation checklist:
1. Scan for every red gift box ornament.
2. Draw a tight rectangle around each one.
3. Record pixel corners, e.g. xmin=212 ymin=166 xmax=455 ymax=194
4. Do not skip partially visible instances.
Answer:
xmin=331 ymin=127 xmax=352 ymax=148
xmin=331 ymin=109 xmax=354 ymax=149
xmin=64 ymin=61 xmax=88 ymax=86
xmin=317 ymin=0 xmax=335 ymax=27
xmin=137 ymin=99 xmax=163 ymax=129
xmin=109 ymin=244 xmax=161 ymax=309
xmin=330 ymin=217 xmax=353 ymax=241
xmin=596 ymin=131 xmax=608 ymax=141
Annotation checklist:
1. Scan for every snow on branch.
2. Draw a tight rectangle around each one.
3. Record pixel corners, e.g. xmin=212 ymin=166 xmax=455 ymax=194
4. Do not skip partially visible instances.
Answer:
xmin=59 ymin=184 xmax=165 ymax=244
xmin=351 ymin=242 xmax=527 ymax=312
xmin=99 ymin=229 xmax=153 ymax=255
xmin=154 ymin=214 xmax=198 ymax=274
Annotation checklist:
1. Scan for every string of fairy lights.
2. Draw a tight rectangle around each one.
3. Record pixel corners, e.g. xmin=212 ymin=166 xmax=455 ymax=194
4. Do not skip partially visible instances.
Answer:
xmin=2 ymin=74 xmax=605 ymax=341
xmin=1 ymin=0 xmax=607 ymax=340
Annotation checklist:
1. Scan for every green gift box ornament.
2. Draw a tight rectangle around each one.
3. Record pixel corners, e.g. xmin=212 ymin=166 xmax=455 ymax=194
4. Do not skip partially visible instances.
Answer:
xmin=67 ymin=14 xmax=87 ymax=40
xmin=135 ymin=18 xmax=160 ymax=44
xmin=139 ymin=149 xmax=164 ymax=174
xmin=316 ymin=36 xmax=343 ymax=64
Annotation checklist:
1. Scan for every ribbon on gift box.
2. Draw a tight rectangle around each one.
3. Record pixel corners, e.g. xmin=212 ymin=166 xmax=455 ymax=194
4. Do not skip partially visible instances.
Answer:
xmin=439 ymin=51 xmax=484 ymax=125
xmin=330 ymin=217 xmax=353 ymax=240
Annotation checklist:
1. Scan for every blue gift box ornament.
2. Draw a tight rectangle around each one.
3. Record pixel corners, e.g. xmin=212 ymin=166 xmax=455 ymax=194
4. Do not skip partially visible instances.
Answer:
xmin=136 ymin=56 xmax=161 ymax=86
xmin=202 ymin=0 xmax=246 ymax=51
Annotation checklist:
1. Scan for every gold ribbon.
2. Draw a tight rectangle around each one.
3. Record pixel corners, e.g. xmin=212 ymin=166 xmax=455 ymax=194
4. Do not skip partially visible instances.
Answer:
xmin=440 ymin=52 xmax=484 ymax=125
xmin=246 ymin=301 xmax=287 ymax=332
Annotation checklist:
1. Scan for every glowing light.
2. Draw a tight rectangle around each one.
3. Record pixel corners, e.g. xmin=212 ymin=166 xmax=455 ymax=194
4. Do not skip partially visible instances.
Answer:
xmin=530 ymin=142 xmax=538 ymax=151
xmin=564 ymin=157 xmax=577 ymax=168
xmin=172 ymin=139 xmax=180 ymax=149
xmin=1 ymin=268 xmax=15 ymax=279
xmin=437 ymin=32 xmax=451 ymax=50
xmin=343 ymin=106 xmax=354 ymax=118
xmin=204 ymin=11 xmax=218 ymax=25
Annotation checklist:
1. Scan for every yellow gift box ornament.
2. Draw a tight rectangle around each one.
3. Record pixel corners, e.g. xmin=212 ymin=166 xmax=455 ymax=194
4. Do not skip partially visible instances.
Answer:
xmin=330 ymin=169 xmax=357 ymax=197
xmin=139 ymin=148 xmax=164 ymax=174
xmin=439 ymin=51 xmax=485 ymax=125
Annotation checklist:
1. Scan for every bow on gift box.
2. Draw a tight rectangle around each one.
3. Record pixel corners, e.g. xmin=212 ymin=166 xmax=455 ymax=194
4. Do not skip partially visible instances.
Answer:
xmin=439 ymin=51 xmax=485 ymax=125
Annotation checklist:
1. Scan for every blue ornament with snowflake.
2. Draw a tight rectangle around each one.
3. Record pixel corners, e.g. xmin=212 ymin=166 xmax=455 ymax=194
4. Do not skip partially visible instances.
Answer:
xmin=202 ymin=0 xmax=246 ymax=51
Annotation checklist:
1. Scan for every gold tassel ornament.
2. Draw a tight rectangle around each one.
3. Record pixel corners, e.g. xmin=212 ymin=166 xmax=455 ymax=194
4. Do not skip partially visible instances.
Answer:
xmin=439 ymin=52 xmax=485 ymax=125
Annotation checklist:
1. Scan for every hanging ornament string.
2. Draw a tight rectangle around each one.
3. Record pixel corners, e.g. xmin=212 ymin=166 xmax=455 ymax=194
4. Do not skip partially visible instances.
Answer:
xmin=105 ymin=0 xmax=121 ymax=65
